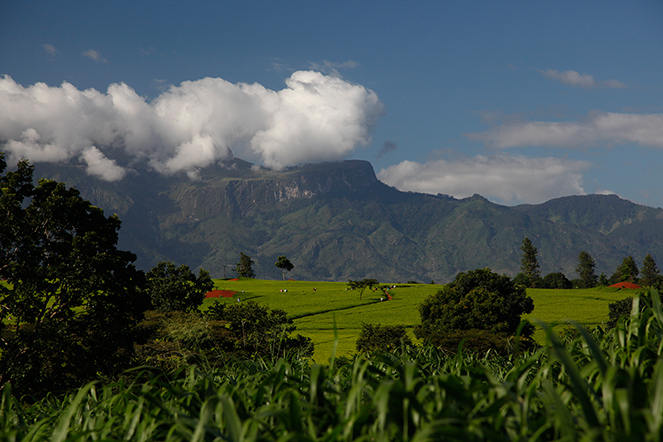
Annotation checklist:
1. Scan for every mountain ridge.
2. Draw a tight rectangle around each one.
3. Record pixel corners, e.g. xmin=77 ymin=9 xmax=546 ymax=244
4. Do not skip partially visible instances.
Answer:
xmin=32 ymin=158 xmax=663 ymax=283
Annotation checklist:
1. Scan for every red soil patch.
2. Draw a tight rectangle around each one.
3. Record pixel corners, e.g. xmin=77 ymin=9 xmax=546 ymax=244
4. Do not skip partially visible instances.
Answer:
xmin=609 ymin=281 xmax=642 ymax=289
xmin=383 ymin=291 xmax=392 ymax=301
xmin=205 ymin=290 xmax=236 ymax=298
xmin=228 ymin=278 xmax=239 ymax=281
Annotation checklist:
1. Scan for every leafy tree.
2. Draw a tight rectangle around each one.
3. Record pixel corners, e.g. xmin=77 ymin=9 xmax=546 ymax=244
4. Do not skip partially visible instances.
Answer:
xmin=348 ymin=278 xmax=379 ymax=300
xmin=415 ymin=268 xmax=534 ymax=339
xmin=355 ymin=323 xmax=412 ymax=354
xmin=146 ymin=261 xmax=214 ymax=313
xmin=575 ymin=251 xmax=598 ymax=288
xmin=234 ymin=252 xmax=255 ymax=278
xmin=611 ymin=255 xmax=639 ymax=284
xmin=640 ymin=254 xmax=660 ymax=287
xmin=207 ymin=300 xmax=313 ymax=357
xmin=520 ymin=237 xmax=541 ymax=287
xmin=275 ymin=255 xmax=294 ymax=281
xmin=0 ymin=156 xmax=149 ymax=397
xmin=598 ymin=273 xmax=609 ymax=286
xmin=542 ymin=272 xmax=572 ymax=289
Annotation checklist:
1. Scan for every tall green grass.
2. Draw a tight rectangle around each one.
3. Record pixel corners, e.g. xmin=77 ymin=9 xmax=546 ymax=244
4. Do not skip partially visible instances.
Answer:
xmin=4 ymin=289 xmax=663 ymax=441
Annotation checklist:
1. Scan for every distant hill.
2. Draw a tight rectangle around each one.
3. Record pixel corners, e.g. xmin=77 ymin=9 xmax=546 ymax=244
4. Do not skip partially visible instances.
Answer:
xmin=33 ymin=159 xmax=663 ymax=283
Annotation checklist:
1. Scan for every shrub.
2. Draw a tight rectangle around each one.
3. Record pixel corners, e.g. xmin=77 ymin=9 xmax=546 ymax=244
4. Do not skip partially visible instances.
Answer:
xmin=206 ymin=300 xmax=313 ymax=358
xmin=355 ymin=323 xmax=412 ymax=354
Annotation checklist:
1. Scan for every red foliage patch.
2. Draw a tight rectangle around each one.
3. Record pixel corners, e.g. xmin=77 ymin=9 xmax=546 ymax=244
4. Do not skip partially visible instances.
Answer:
xmin=609 ymin=281 xmax=642 ymax=289
xmin=205 ymin=290 xmax=236 ymax=298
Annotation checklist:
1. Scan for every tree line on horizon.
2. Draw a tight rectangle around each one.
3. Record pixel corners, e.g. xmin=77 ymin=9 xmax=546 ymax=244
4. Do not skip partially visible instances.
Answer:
xmin=515 ymin=237 xmax=662 ymax=290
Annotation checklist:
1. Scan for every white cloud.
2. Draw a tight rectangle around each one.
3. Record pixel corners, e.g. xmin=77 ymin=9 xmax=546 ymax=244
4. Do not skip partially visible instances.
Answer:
xmin=539 ymin=69 xmax=627 ymax=89
xmin=467 ymin=111 xmax=663 ymax=149
xmin=82 ymin=49 xmax=108 ymax=63
xmin=377 ymin=154 xmax=591 ymax=204
xmin=42 ymin=44 xmax=57 ymax=56
xmin=80 ymin=146 xmax=126 ymax=181
xmin=0 ymin=72 xmax=383 ymax=177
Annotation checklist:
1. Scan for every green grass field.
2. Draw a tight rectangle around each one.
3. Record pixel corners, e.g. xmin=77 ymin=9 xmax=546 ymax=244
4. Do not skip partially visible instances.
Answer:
xmin=204 ymin=278 xmax=644 ymax=363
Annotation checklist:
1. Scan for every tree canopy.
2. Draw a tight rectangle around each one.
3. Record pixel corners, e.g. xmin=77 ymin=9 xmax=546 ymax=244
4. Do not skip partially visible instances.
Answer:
xmin=348 ymin=278 xmax=379 ymax=300
xmin=275 ymin=255 xmax=294 ymax=280
xmin=611 ymin=255 xmax=639 ymax=284
xmin=206 ymin=300 xmax=313 ymax=357
xmin=234 ymin=252 xmax=255 ymax=278
xmin=640 ymin=254 xmax=661 ymax=288
xmin=146 ymin=261 xmax=213 ymax=313
xmin=0 ymin=155 xmax=149 ymax=397
xmin=519 ymin=237 xmax=541 ymax=287
xmin=575 ymin=251 xmax=598 ymax=288
xmin=415 ymin=268 xmax=534 ymax=341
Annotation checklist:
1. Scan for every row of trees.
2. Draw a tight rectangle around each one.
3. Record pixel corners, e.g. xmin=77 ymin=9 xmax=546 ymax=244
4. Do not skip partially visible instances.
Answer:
xmin=517 ymin=237 xmax=661 ymax=289
xmin=233 ymin=252 xmax=294 ymax=280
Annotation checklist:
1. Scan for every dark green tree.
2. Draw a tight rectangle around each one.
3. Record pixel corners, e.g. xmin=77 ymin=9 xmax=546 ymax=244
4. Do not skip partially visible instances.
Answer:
xmin=575 ymin=251 xmax=598 ymax=288
xmin=0 ymin=155 xmax=149 ymax=397
xmin=520 ymin=237 xmax=541 ymax=287
xmin=146 ymin=261 xmax=214 ymax=313
xmin=415 ymin=268 xmax=534 ymax=339
xmin=542 ymin=272 xmax=572 ymax=289
xmin=348 ymin=278 xmax=379 ymax=300
xmin=234 ymin=252 xmax=255 ymax=278
xmin=275 ymin=255 xmax=294 ymax=281
xmin=355 ymin=323 xmax=412 ymax=354
xmin=611 ymin=255 xmax=639 ymax=284
xmin=640 ymin=254 xmax=660 ymax=288
xmin=206 ymin=300 xmax=313 ymax=357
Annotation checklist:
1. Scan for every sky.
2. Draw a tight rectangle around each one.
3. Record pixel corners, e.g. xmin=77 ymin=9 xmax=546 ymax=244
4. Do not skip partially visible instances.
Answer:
xmin=1 ymin=0 xmax=663 ymax=207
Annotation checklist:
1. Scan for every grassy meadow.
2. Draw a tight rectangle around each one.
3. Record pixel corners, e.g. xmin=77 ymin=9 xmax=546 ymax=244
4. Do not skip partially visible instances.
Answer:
xmin=203 ymin=278 xmax=641 ymax=363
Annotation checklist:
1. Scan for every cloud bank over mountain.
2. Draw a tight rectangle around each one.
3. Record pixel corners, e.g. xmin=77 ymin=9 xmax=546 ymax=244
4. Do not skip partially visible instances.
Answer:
xmin=0 ymin=71 xmax=383 ymax=179
xmin=378 ymin=154 xmax=591 ymax=204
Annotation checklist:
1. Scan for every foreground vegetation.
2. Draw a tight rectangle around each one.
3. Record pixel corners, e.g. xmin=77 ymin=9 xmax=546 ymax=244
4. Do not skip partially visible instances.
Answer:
xmin=2 ymin=289 xmax=663 ymax=441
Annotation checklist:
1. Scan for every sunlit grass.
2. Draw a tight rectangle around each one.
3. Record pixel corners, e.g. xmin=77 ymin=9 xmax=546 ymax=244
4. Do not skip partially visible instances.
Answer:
xmin=203 ymin=279 xmax=643 ymax=362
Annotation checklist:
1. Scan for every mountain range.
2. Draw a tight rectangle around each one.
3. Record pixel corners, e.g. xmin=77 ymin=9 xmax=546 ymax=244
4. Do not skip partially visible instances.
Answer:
xmin=33 ymin=158 xmax=663 ymax=283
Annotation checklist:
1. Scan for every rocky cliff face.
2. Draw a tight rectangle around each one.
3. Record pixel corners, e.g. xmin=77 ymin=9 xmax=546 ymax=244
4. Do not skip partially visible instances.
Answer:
xmin=172 ymin=160 xmax=384 ymax=220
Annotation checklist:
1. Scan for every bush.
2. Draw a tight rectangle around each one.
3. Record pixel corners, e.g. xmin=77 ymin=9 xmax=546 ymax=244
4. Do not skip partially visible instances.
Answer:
xmin=355 ymin=323 xmax=412 ymax=354
xmin=206 ymin=300 xmax=313 ymax=358
xmin=416 ymin=268 xmax=534 ymax=343
xmin=607 ymin=291 xmax=648 ymax=329
xmin=146 ymin=261 xmax=214 ymax=313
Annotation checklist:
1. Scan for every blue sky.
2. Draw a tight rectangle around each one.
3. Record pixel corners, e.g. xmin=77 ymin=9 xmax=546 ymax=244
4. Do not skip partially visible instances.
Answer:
xmin=1 ymin=1 xmax=663 ymax=207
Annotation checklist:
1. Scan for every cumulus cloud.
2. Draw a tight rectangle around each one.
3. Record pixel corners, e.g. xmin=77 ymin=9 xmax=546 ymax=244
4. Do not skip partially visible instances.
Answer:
xmin=0 ymin=72 xmax=383 ymax=179
xmin=82 ymin=49 xmax=108 ymax=63
xmin=377 ymin=154 xmax=591 ymax=204
xmin=80 ymin=146 xmax=126 ymax=181
xmin=539 ymin=69 xmax=627 ymax=89
xmin=467 ymin=111 xmax=663 ymax=149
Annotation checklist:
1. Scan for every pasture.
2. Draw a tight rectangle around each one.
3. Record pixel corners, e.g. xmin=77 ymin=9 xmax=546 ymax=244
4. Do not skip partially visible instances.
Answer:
xmin=204 ymin=279 xmax=641 ymax=363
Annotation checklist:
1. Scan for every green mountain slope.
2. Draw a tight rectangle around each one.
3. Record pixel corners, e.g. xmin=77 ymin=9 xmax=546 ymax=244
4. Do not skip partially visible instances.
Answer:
xmin=33 ymin=159 xmax=663 ymax=283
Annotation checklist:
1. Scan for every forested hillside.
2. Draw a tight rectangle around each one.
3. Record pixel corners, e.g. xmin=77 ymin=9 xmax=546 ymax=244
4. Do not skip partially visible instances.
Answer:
xmin=34 ymin=159 xmax=663 ymax=282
